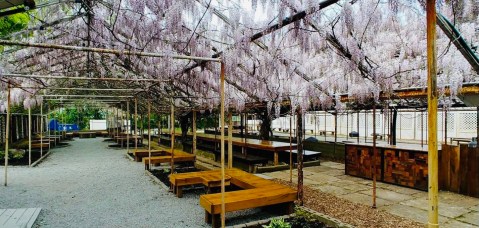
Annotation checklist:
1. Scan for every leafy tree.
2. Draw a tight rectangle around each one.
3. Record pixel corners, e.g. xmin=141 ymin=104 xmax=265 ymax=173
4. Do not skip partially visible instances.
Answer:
xmin=0 ymin=13 xmax=30 ymax=38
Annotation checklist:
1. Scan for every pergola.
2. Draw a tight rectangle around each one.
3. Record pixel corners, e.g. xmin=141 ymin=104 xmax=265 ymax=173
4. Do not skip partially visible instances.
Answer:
xmin=1 ymin=0 xmax=478 ymax=227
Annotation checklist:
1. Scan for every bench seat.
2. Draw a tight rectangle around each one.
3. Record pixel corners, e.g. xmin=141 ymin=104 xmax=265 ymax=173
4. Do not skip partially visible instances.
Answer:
xmin=143 ymin=154 xmax=195 ymax=170
xmin=129 ymin=149 xmax=164 ymax=162
xmin=200 ymin=186 xmax=296 ymax=227
xmin=169 ymin=170 xmax=232 ymax=197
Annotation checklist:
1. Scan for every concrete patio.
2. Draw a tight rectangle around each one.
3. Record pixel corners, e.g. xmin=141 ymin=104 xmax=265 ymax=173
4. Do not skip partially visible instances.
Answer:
xmin=264 ymin=161 xmax=479 ymax=227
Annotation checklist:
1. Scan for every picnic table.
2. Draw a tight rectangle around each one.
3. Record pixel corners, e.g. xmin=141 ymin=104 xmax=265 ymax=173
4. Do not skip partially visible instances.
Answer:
xmin=450 ymin=137 xmax=472 ymax=145
xmin=196 ymin=134 xmax=297 ymax=166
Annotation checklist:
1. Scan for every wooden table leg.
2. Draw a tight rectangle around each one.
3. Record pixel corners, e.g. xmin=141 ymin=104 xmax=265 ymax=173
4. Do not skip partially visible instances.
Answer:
xmin=274 ymin=152 xmax=278 ymax=166
xmin=205 ymin=211 xmax=212 ymax=224
xmin=176 ymin=186 xmax=183 ymax=198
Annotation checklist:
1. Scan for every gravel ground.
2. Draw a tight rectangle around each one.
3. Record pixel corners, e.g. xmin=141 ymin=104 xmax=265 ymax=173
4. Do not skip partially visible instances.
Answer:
xmin=0 ymin=138 xmax=273 ymax=227
xmin=275 ymin=179 xmax=425 ymax=228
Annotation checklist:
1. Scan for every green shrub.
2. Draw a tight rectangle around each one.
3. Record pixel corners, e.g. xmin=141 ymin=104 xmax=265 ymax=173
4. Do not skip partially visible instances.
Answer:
xmin=263 ymin=218 xmax=291 ymax=228
xmin=0 ymin=149 xmax=25 ymax=160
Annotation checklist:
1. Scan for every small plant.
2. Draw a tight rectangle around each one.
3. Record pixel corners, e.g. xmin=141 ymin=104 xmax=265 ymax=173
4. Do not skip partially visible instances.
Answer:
xmin=163 ymin=168 xmax=170 ymax=173
xmin=11 ymin=149 xmax=25 ymax=159
xmin=262 ymin=218 xmax=291 ymax=228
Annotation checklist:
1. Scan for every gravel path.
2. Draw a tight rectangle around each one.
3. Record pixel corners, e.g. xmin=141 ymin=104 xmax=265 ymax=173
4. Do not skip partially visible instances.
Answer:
xmin=0 ymin=138 xmax=272 ymax=227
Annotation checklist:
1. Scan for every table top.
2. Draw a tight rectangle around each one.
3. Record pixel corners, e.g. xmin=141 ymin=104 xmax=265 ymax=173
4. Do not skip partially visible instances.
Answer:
xmin=196 ymin=133 xmax=297 ymax=151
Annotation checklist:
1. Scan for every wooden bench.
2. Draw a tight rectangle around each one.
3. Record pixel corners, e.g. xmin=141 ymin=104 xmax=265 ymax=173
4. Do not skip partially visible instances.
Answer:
xmin=129 ymin=149 xmax=164 ymax=162
xmin=197 ymin=169 xmax=297 ymax=227
xmin=142 ymin=148 xmax=196 ymax=170
xmin=169 ymin=170 xmax=232 ymax=198
xmin=319 ymin=130 xmax=335 ymax=136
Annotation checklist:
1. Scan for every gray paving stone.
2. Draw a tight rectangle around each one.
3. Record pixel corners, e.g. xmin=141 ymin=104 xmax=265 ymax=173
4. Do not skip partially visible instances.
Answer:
xmin=443 ymin=219 xmax=478 ymax=228
xmin=382 ymin=204 xmax=448 ymax=224
xmin=457 ymin=211 xmax=479 ymax=226
xmin=304 ymin=165 xmax=335 ymax=173
xmin=310 ymin=184 xmax=355 ymax=196
xmin=401 ymin=198 xmax=471 ymax=218
xmin=341 ymin=192 xmax=394 ymax=207
xmin=359 ymin=188 xmax=414 ymax=202
xmin=469 ymin=204 xmax=479 ymax=212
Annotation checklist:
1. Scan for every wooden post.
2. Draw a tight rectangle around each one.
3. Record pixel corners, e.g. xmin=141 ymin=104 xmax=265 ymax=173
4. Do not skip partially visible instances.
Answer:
xmin=170 ymin=100 xmax=175 ymax=175
xmin=135 ymin=98 xmax=138 ymax=150
xmin=127 ymin=101 xmax=130 ymax=154
xmin=220 ymin=62 xmax=226 ymax=227
xmin=427 ymin=0 xmax=439 ymax=226
xmin=28 ymin=107 xmax=32 ymax=167
xmin=372 ymin=103 xmax=377 ymax=208
xmin=289 ymin=112 xmax=293 ymax=183
xmin=193 ymin=111 xmax=197 ymax=155
xmin=148 ymin=101 xmax=151 ymax=169
xmin=228 ymin=111 xmax=233 ymax=169
xmin=4 ymin=85 xmax=11 ymax=186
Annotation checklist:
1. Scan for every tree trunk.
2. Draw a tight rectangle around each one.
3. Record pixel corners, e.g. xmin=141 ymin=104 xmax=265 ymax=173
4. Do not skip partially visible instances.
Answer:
xmin=258 ymin=110 xmax=272 ymax=140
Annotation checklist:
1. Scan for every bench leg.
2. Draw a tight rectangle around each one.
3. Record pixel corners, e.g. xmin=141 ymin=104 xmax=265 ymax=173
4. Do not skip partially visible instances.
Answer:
xmin=205 ymin=211 xmax=211 ymax=224
xmin=176 ymin=186 xmax=183 ymax=198
xmin=211 ymin=214 xmax=220 ymax=228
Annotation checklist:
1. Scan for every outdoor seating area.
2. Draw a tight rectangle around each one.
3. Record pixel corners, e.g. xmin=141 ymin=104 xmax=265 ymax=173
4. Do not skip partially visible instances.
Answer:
xmin=1 ymin=0 xmax=479 ymax=227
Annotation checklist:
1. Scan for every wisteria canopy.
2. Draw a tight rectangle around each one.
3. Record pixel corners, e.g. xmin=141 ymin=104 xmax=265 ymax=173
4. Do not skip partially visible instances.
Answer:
xmin=0 ymin=0 xmax=478 ymax=114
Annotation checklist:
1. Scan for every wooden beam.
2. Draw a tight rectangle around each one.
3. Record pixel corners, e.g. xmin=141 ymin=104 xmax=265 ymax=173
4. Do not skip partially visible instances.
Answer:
xmin=0 ymin=40 xmax=221 ymax=62
xmin=427 ymin=0 xmax=439 ymax=227
xmin=220 ymin=62 xmax=226 ymax=227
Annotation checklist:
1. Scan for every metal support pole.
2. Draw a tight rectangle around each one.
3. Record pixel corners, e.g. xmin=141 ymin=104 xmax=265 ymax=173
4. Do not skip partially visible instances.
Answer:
xmin=4 ymin=85 xmax=11 ymax=186
xmin=127 ymin=101 xmax=130 ymax=154
xmin=427 ymin=0 xmax=439 ymax=226
xmin=28 ymin=107 xmax=32 ymax=167
xmin=289 ymin=112 xmax=293 ymax=183
xmin=193 ymin=111 xmax=197 ymax=155
xmin=357 ymin=111 xmax=360 ymax=143
xmin=228 ymin=111 xmax=233 ymax=169
xmin=220 ymin=62 xmax=226 ymax=227
xmin=135 ymin=98 xmax=138 ymax=150
xmin=41 ymin=104 xmax=44 ymax=156
xmin=148 ymin=101 xmax=151 ymax=169
xmin=372 ymin=103 xmax=377 ymax=208
xmin=170 ymin=100 xmax=175 ymax=174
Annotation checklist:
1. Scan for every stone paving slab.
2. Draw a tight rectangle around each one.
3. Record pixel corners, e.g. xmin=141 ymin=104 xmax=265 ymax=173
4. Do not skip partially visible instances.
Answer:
xmin=438 ymin=191 xmax=479 ymax=208
xmin=401 ymin=198 xmax=471 ymax=218
xmin=306 ymin=173 xmax=342 ymax=183
xmin=341 ymin=192 xmax=394 ymax=207
xmin=470 ymin=205 xmax=479 ymax=212
xmin=359 ymin=188 xmax=414 ymax=202
xmin=264 ymin=162 xmax=479 ymax=227
xmin=382 ymin=204 xmax=448 ymax=224
xmin=304 ymin=166 xmax=335 ymax=173
xmin=457 ymin=211 xmax=479 ymax=226
xmin=329 ymin=180 xmax=370 ymax=192
xmin=310 ymin=185 xmax=358 ymax=197
xmin=443 ymin=219 xmax=478 ymax=228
